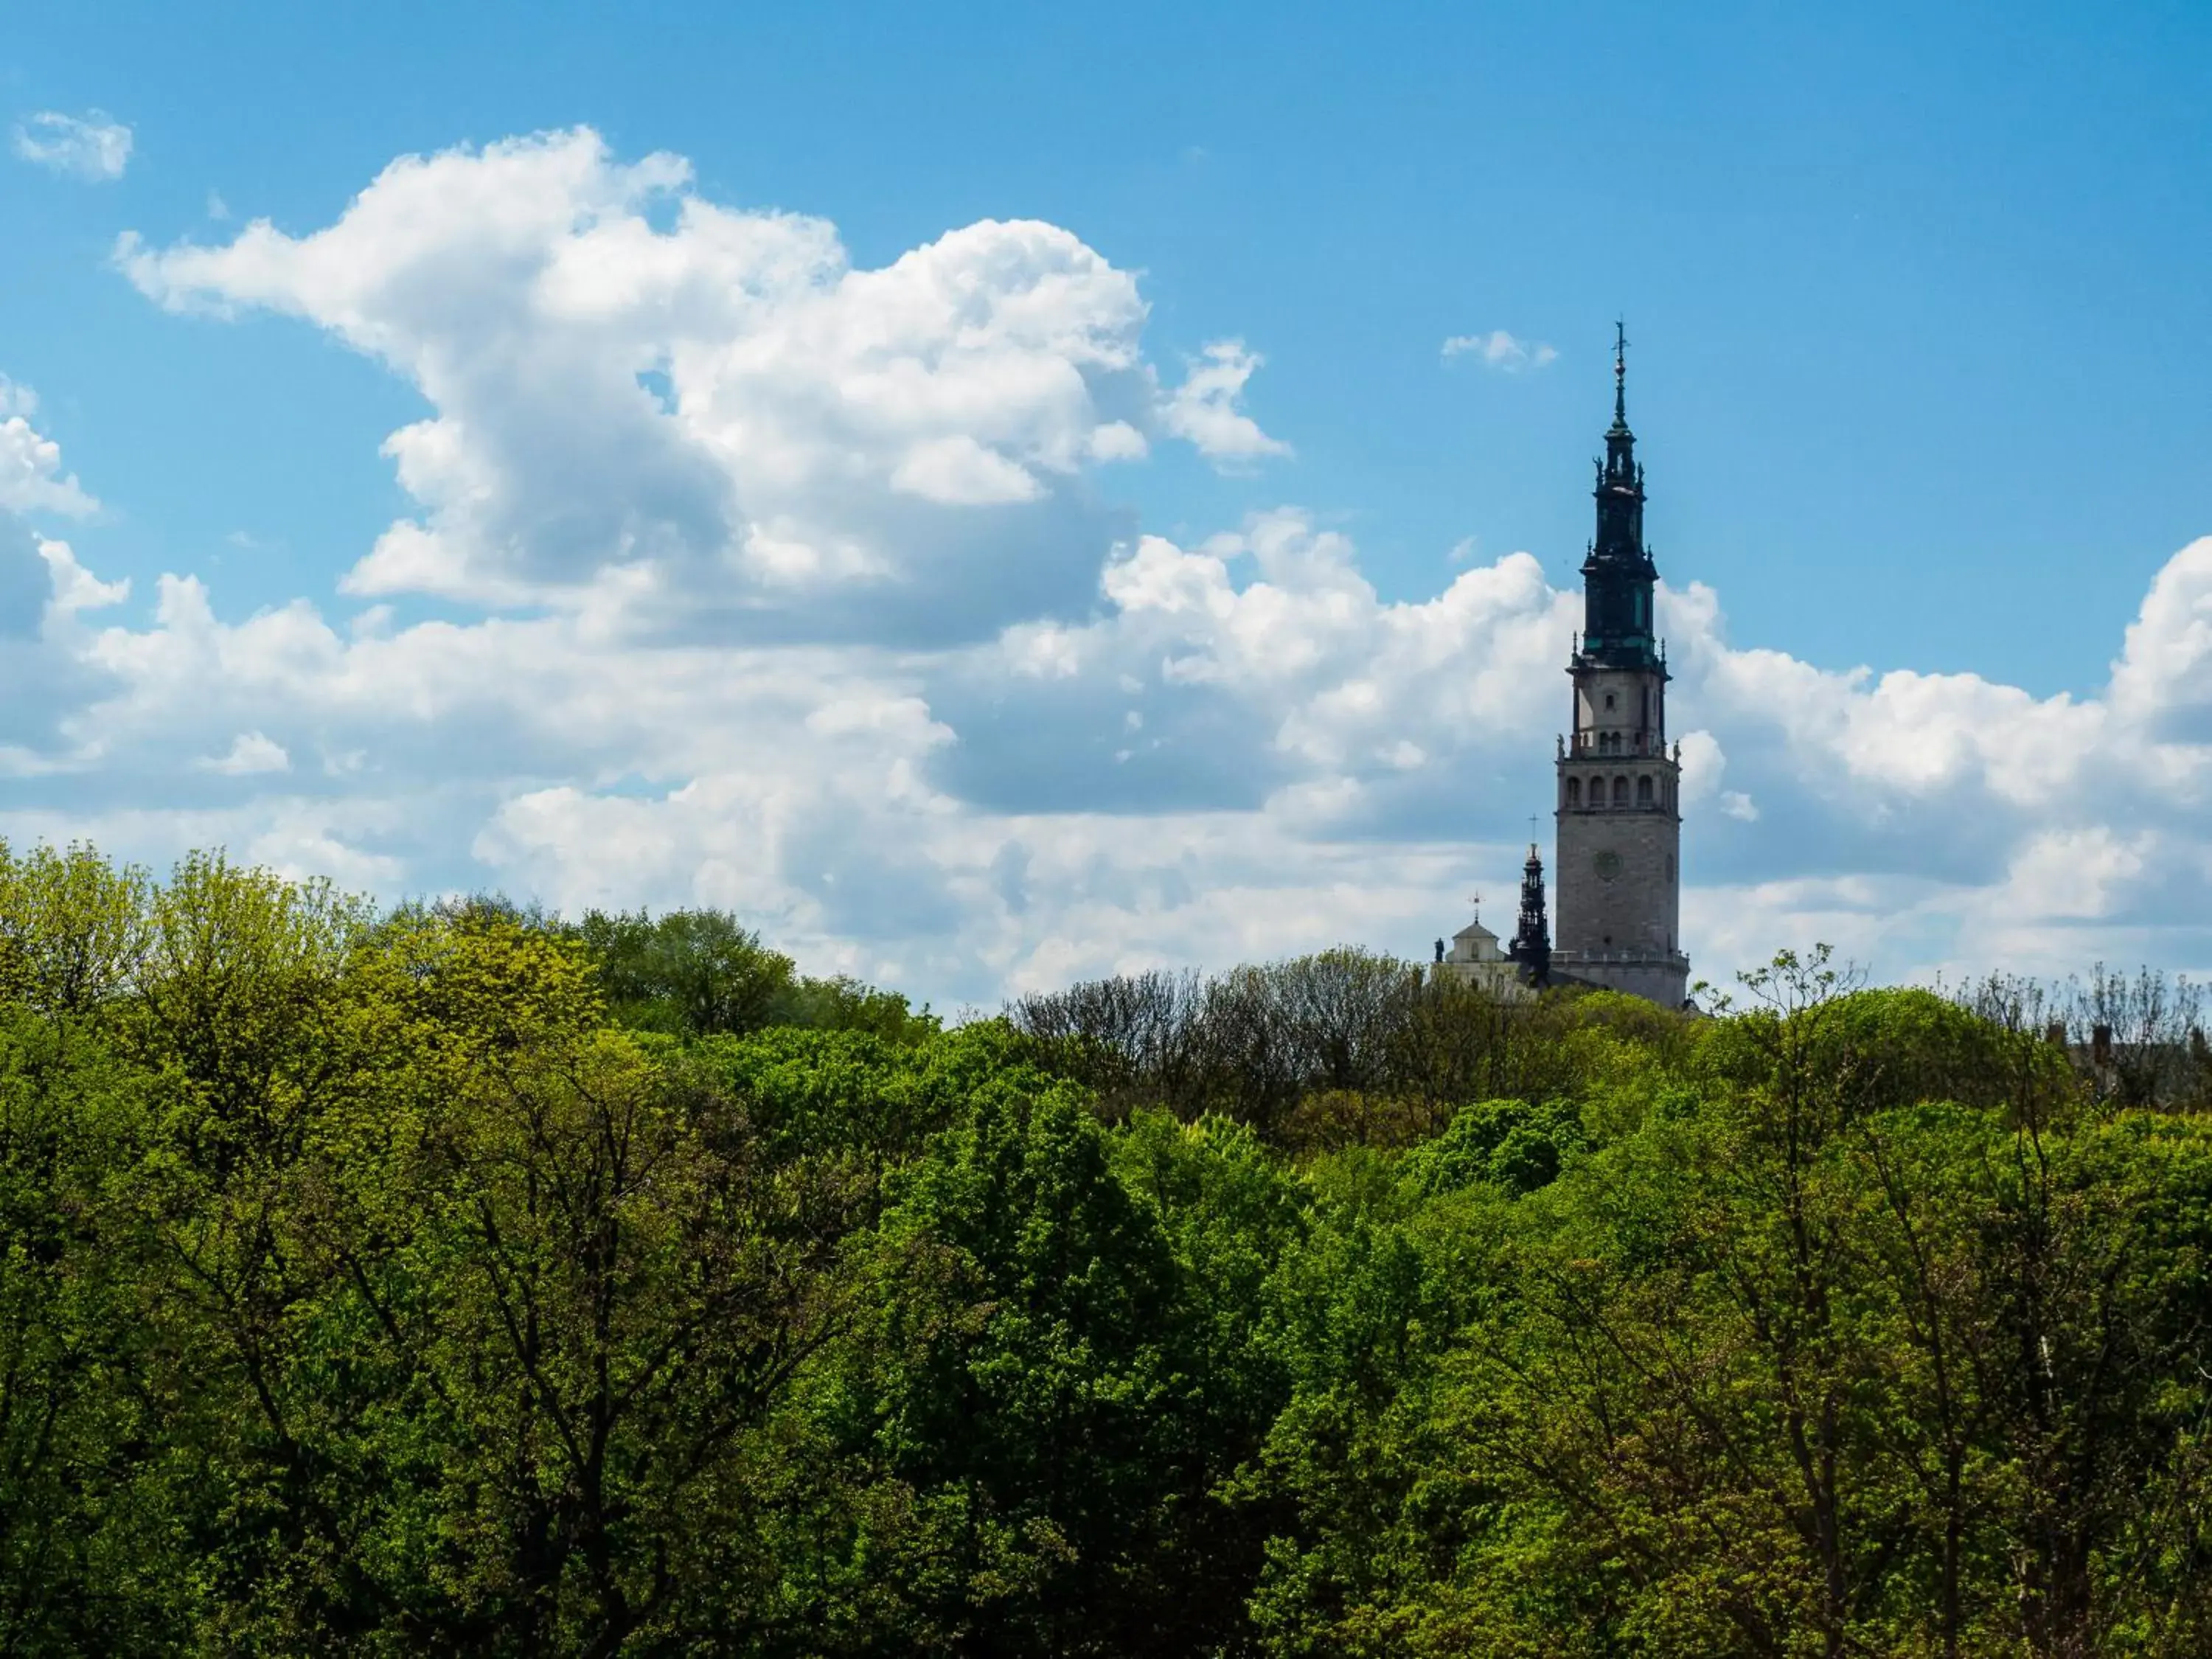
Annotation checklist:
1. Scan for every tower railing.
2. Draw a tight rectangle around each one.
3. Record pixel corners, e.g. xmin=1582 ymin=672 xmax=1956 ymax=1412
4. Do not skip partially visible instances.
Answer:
xmin=1566 ymin=731 xmax=1672 ymax=758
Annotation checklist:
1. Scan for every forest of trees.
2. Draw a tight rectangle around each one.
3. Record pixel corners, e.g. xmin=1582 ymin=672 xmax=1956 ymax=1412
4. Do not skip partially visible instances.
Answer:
xmin=2 ymin=840 xmax=2210 ymax=1655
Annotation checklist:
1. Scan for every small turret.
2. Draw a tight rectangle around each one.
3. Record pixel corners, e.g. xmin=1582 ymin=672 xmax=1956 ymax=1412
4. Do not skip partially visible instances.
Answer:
xmin=1509 ymin=842 xmax=1551 ymax=987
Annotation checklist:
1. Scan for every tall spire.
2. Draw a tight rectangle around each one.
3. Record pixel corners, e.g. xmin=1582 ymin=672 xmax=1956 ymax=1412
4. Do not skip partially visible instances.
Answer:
xmin=1579 ymin=321 xmax=1661 ymax=671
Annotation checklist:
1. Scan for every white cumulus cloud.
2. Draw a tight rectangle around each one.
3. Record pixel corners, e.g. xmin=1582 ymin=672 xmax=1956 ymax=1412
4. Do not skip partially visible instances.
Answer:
xmin=200 ymin=731 xmax=291 ymax=776
xmin=117 ymin=130 xmax=1254 ymax=643
xmin=1157 ymin=341 xmax=1291 ymax=463
xmin=12 ymin=111 xmax=132 ymax=181
xmin=0 ymin=378 xmax=97 ymax=518
xmin=1443 ymin=330 xmax=1558 ymax=372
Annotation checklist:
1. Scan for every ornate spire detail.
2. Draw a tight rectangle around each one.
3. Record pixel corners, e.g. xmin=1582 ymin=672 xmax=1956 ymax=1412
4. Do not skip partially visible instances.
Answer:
xmin=1600 ymin=319 xmax=1638 ymax=490
xmin=1509 ymin=843 xmax=1551 ymax=987
xmin=1578 ymin=321 xmax=1662 ymax=673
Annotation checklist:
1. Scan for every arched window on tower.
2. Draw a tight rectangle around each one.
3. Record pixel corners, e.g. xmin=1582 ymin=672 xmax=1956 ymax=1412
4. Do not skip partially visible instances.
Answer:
xmin=1638 ymin=775 xmax=1653 ymax=807
xmin=1567 ymin=776 xmax=1582 ymax=808
xmin=1613 ymin=776 xmax=1629 ymax=806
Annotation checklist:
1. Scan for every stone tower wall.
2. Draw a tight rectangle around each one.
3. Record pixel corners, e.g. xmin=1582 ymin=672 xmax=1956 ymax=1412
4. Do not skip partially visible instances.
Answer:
xmin=1554 ymin=795 xmax=1680 ymax=956
xmin=1557 ymin=955 xmax=1692 ymax=1006
xmin=1553 ymin=657 xmax=1687 ymax=1006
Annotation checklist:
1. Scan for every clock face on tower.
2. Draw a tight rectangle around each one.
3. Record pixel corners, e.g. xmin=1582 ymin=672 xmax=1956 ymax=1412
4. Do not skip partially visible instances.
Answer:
xmin=1593 ymin=849 xmax=1624 ymax=883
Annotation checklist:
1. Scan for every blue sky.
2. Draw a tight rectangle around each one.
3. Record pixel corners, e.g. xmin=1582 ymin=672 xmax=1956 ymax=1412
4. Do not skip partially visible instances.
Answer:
xmin=2 ymin=1 xmax=2209 ymax=1004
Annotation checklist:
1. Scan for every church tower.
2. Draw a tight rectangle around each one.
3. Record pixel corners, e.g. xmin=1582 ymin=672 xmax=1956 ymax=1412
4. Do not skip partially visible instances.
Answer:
xmin=1551 ymin=327 xmax=1689 ymax=1007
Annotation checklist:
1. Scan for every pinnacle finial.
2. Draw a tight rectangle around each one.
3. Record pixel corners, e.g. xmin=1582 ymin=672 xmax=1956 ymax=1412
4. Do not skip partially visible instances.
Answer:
xmin=1612 ymin=318 xmax=1629 ymax=428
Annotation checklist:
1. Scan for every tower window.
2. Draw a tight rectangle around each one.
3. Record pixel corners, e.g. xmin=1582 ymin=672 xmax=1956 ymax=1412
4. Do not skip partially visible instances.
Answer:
xmin=1613 ymin=776 xmax=1629 ymax=806
xmin=1604 ymin=693 xmax=1615 ymax=711
xmin=1568 ymin=777 xmax=1582 ymax=807
xmin=1638 ymin=775 xmax=1653 ymax=807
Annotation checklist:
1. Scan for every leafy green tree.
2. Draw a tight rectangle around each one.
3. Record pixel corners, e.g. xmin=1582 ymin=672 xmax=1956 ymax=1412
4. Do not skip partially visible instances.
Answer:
xmin=1243 ymin=1147 xmax=1528 ymax=1659
xmin=1399 ymin=1096 xmax=1589 ymax=1198
xmin=0 ymin=845 xmax=168 ymax=1651
xmin=574 ymin=908 xmax=800 ymax=1037
xmin=574 ymin=908 xmax=937 ymax=1044
xmin=810 ymin=1082 xmax=1275 ymax=1655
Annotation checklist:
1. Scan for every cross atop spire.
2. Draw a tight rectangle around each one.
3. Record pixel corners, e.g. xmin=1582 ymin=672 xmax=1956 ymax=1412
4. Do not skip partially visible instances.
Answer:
xmin=1611 ymin=318 xmax=1630 ymax=431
